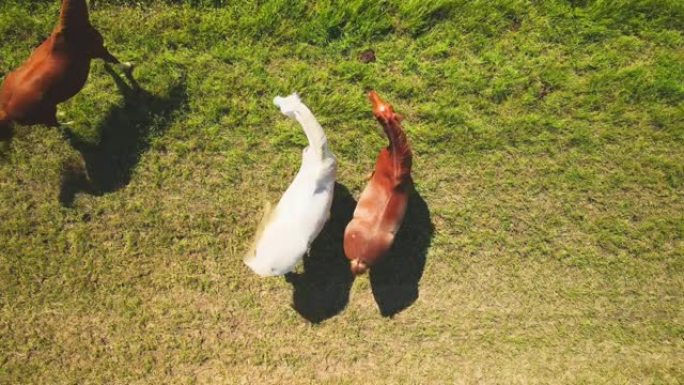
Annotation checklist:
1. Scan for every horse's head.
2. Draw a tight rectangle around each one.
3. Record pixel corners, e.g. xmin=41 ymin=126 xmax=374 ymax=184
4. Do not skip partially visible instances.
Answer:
xmin=58 ymin=0 xmax=118 ymax=63
xmin=368 ymin=90 xmax=402 ymax=125
xmin=60 ymin=0 xmax=90 ymax=31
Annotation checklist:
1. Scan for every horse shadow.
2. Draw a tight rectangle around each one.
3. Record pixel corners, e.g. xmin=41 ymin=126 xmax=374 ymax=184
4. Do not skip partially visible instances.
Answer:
xmin=59 ymin=65 xmax=187 ymax=206
xmin=285 ymin=182 xmax=356 ymax=324
xmin=369 ymin=187 xmax=434 ymax=317
xmin=286 ymin=182 xmax=434 ymax=322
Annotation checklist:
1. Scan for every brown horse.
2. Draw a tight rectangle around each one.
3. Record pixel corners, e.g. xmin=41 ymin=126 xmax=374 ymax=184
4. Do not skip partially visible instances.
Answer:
xmin=343 ymin=91 xmax=413 ymax=275
xmin=0 ymin=0 xmax=130 ymax=141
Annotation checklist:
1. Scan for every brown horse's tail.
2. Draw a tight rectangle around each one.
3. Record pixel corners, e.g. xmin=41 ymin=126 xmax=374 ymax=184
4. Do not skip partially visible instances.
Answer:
xmin=368 ymin=91 xmax=412 ymax=175
xmin=59 ymin=0 xmax=90 ymax=31
xmin=0 ymin=110 xmax=13 ymax=142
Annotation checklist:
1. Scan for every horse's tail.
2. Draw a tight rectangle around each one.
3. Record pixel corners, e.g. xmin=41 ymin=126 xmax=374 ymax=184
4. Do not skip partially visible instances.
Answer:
xmin=0 ymin=110 xmax=12 ymax=142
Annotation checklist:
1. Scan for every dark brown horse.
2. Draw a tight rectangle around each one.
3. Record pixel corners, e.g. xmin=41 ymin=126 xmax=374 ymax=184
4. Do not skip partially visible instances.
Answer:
xmin=343 ymin=91 xmax=413 ymax=275
xmin=0 ymin=0 xmax=130 ymax=141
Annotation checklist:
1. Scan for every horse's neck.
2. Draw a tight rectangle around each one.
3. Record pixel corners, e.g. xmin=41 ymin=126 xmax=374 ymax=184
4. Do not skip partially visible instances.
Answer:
xmin=59 ymin=0 xmax=90 ymax=31
xmin=380 ymin=120 xmax=411 ymax=180
xmin=294 ymin=108 xmax=327 ymax=157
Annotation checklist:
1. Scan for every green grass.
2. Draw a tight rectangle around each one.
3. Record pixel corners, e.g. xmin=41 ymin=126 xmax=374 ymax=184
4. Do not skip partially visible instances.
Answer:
xmin=1 ymin=0 xmax=683 ymax=383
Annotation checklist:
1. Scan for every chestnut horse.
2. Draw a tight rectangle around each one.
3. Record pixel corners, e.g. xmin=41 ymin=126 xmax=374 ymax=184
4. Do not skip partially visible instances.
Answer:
xmin=343 ymin=91 xmax=413 ymax=275
xmin=0 ymin=0 xmax=130 ymax=141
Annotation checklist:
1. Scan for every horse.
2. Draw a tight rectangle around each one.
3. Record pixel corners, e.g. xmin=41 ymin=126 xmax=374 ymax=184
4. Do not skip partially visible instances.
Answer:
xmin=0 ymin=0 xmax=131 ymax=141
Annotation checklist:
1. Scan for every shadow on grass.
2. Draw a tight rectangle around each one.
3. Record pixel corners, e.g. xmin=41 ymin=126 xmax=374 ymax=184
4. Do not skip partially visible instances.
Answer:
xmin=286 ymin=183 xmax=433 ymax=322
xmin=370 ymin=187 xmax=433 ymax=317
xmin=285 ymin=183 xmax=356 ymax=324
xmin=59 ymin=65 xmax=187 ymax=206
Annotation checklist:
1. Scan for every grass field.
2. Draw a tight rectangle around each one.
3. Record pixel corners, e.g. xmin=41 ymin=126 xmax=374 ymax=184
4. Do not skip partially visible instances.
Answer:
xmin=1 ymin=0 xmax=683 ymax=383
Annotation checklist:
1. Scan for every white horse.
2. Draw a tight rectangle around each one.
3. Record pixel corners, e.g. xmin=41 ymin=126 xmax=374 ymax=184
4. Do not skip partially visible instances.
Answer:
xmin=245 ymin=93 xmax=337 ymax=276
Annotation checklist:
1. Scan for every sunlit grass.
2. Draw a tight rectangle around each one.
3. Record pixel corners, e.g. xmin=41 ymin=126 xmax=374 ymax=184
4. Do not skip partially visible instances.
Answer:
xmin=1 ymin=1 xmax=682 ymax=384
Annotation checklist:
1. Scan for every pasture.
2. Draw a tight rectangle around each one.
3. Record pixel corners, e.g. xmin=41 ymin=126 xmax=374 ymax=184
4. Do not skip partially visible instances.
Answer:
xmin=1 ymin=1 xmax=682 ymax=383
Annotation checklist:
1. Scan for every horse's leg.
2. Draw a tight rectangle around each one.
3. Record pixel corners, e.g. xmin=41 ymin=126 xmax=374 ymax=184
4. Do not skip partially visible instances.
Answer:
xmin=42 ymin=104 xmax=60 ymax=127
xmin=96 ymin=46 xmax=135 ymax=75
xmin=96 ymin=46 xmax=120 ymax=64
xmin=104 ymin=62 xmax=139 ymax=94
